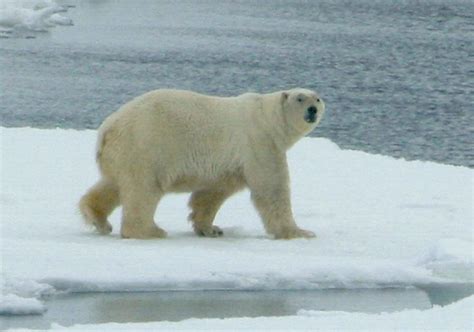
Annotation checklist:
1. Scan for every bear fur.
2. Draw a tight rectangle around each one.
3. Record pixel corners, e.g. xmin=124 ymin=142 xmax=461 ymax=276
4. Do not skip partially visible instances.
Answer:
xmin=79 ymin=88 xmax=325 ymax=239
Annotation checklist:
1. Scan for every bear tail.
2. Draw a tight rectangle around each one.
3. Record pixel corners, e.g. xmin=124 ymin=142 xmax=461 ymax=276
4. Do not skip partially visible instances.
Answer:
xmin=95 ymin=126 xmax=107 ymax=163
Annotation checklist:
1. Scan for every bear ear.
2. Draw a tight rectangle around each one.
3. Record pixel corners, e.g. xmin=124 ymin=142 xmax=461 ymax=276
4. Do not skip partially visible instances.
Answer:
xmin=281 ymin=92 xmax=289 ymax=103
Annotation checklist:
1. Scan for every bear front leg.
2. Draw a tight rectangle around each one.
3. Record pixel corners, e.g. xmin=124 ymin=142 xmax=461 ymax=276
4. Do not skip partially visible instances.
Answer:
xmin=250 ymin=188 xmax=315 ymax=239
xmin=245 ymin=153 xmax=315 ymax=239
xmin=188 ymin=189 xmax=235 ymax=237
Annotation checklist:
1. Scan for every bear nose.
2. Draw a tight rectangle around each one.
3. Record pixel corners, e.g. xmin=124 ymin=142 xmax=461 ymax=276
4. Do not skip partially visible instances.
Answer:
xmin=307 ymin=106 xmax=317 ymax=114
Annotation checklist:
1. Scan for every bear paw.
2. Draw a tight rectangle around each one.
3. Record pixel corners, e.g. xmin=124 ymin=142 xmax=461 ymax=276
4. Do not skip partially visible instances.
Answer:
xmin=194 ymin=225 xmax=224 ymax=238
xmin=274 ymin=227 xmax=316 ymax=240
xmin=121 ymin=225 xmax=168 ymax=239
xmin=94 ymin=221 xmax=113 ymax=235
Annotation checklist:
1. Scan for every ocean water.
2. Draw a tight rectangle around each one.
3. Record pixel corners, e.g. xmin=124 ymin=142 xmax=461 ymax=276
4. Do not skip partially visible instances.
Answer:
xmin=1 ymin=0 xmax=473 ymax=167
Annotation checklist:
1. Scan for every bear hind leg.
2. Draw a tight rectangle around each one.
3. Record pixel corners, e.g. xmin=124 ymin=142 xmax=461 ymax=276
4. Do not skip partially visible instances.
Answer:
xmin=79 ymin=178 xmax=119 ymax=235
xmin=120 ymin=183 xmax=167 ymax=239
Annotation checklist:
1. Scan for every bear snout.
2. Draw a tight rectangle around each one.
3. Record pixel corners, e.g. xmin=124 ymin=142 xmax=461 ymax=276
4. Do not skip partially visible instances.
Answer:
xmin=305 ymin=105 xmax=318 ymax=123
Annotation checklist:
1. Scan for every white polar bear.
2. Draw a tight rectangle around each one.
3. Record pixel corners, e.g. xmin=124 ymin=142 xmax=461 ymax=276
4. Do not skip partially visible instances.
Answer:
xmin=79 ymin=88 xmax=325 ymax=239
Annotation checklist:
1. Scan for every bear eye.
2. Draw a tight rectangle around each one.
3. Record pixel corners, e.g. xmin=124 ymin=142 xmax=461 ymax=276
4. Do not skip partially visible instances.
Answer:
xmin=297 ymin=95 xmax=305 ymax=103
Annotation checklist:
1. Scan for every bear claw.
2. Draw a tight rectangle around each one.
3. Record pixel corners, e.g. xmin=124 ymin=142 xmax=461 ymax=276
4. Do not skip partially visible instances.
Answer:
xmin=195 ymin=225 xmax=224 ymax=237
xmin=94 ymin=221 xmax=113 ymax=235
xmin=121 ymin=225 xmax=168 ymax=239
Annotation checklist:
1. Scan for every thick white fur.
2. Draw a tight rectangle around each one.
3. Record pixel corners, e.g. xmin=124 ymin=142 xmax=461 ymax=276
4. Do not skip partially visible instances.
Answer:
xmin=79 ymin=88 xmax=325 ymax=239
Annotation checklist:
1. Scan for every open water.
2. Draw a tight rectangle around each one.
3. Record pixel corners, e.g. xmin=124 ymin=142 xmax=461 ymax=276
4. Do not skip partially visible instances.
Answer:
xmin=0 ymin=0 xmax=473 ymax=167
xmin=3 ymin=285 xmax=473 ymax=330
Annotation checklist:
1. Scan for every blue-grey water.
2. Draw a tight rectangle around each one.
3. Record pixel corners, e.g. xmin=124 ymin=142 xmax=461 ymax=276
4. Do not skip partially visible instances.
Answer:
xmin=1 ymin=0 xmax=473 ymax=167
xmin=2 ymin=285 xmax=473 ymax=330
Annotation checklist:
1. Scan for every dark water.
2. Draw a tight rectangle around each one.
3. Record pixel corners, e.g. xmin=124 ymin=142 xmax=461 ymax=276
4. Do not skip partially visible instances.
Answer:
xmin=1 ymin=0 xmax=473 ymax=167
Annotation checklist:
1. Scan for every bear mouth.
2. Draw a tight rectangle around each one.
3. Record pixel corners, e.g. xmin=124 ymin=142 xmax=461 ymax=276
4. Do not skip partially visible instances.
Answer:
xmin=304 ymin=114 xmax=316 ymax=123
xmin=304 ymin=106 xmax=317 ymax=123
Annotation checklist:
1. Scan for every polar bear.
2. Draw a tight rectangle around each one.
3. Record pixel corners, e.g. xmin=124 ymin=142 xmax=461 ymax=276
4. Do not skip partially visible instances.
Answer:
xmin=79 ymin=88 xmax=325 ymax=239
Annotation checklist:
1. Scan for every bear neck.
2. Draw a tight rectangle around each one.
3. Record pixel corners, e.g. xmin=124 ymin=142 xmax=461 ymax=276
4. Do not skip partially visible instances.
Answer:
xmin=258 ymin=92 xmax=307 ymax=151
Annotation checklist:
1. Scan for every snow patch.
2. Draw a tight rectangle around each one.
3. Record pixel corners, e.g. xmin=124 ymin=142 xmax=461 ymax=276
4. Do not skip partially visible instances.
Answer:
xmin=0 ymin=294 xmax=46 ymax=315
xmin=2 ymin=278 xmax=56 ymax=299
xmin=47 ymin=12 xmax=73 ymax=26
xmin=417 ymin=238 xmax=474 ymax=281
xmin=0 ymin=0 xmax=73 ymax=37
xmin=1 ymin=277 xmax=54 ymax=315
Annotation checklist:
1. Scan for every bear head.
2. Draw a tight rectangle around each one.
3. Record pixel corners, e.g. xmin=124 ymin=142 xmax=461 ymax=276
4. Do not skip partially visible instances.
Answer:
xmin=281 ymin=88 xmax=325 ymax=135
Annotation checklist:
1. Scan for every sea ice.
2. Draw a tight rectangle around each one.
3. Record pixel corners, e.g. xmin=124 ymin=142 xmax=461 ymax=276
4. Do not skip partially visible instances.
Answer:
xmin=0 ymin=127 xmax=472 ymax=318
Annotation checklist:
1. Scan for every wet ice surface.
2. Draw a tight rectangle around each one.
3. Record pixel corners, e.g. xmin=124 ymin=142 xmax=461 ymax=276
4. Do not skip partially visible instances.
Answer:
xmin=1 ymin=0 xmax=473 ymax=167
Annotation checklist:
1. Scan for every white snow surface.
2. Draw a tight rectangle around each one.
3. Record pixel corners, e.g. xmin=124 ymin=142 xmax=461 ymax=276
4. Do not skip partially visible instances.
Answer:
xmin=0 ymin=0 xmax=73 ymax=34
xmin=1 ymin=127 xmax=473 ymax=315
xmin=0 ymin=294 xmax=45 ymax=315
xmin=0 ymin=278 xmax=54 ymax=315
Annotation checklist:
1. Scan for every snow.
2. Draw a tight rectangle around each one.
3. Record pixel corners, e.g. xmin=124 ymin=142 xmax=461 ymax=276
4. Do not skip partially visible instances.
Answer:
xmin=1 ymin=275 xmax=54 ymax=315
xmin=10 ymin=295 xmax=469 ymax=331
xmin=1 ymin=127 xmax=473 ymax=322
xmin=417 ymin=238 xmax=473 ymax=280
xmin=0 ymin=294 xmax=45 ymax=315
xmin=0 ymin=0 xmax=73 ymax=36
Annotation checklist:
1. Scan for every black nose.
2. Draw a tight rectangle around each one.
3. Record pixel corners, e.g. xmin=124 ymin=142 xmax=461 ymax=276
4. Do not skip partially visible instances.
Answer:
xmin=307 ymin=106 xmax=317 ymax=114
